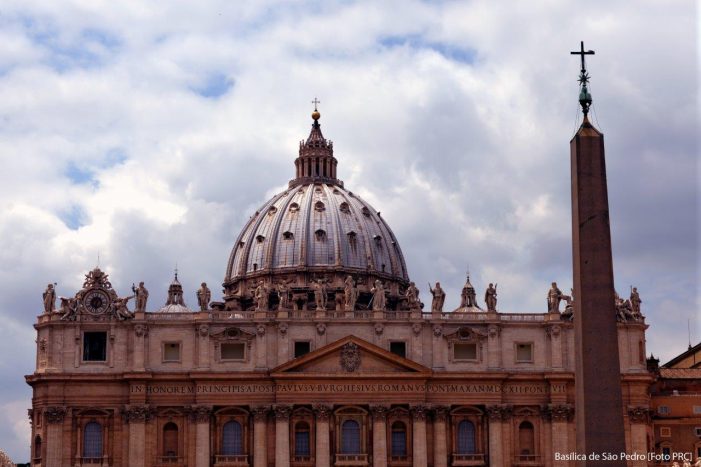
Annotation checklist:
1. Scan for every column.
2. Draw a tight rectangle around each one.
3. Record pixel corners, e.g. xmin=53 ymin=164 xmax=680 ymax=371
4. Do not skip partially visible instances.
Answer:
xmin=432 ymin=406 xmax=449 ymax=467
xmin=487 ymin=325 xmax=501 ymax=369
xmin=274 ymin=405 xmax=292 ymax=467
xmin=255 ymin=325 xmax=267 ymax=369
xmin=370 ymin=405 xmax=388 ymax=467
xmin=548 ymin=325 xmax=563 ymax=369
xmin=486 ymin=406 xmax=504 ymax=466
xmin=411 ymin=405 xmax=428 ymax=467
xmin=313 ymin=404 xmax=332 ymax=467
xmin=192 ymin=406 xmax=212 ymax=467
xmin=124 ymin=405 xmax=151 ymax=467
xmin=252 ymin=406 xmax=270 ymax=467
xmin=196 ymin=324 xmax=210 ymax=369
xmin=548 ymin=405 xmax=573 ymax=467
xmin=627 ymin=407 xmax=650 ymax=467
xmin=45 ymin=407 xmax=66 ymax=467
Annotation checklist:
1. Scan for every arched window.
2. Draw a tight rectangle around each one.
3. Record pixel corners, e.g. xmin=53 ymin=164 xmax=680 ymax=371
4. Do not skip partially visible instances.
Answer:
xmin=518 ymin=421 xmax=535 ymax=456
xmin=83 ymin=422 xmax=103 ymax=458
xmin=163 ymin=422 xmax=179 ymax=457
xmin=222 ymin=420 xmax=243 ymax=455
xmin=295 ymin=421 xmax=311 ymax=457
xmin=341 ymin=420 xmax=361 ymax=454
xmin=391 ymin=421 xmax=407 ymax=457
xmin=33 ymin=435 xmax=42 ymax=460
xmin=457 ymin=420 xmax=476 ymax=454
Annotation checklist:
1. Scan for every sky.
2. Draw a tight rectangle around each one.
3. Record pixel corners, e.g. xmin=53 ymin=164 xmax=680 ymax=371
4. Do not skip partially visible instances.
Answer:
xmin=0 ymin=0 xmax=697 ymax=461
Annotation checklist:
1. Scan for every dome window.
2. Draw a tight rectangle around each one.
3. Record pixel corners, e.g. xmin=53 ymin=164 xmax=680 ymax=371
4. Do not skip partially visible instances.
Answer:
xmin=283 ymin=231 xmax=294 ymax=240
xmin=256 ymin=235 xmax=265 ymax=243
xmin=239 ymin=241 xmax=245 ymax=248
xmin=362 ymin=207 xmax=371 ymax=217
xmin=339 ymin=202 xmax=350 ymax=213
xmin=347 ymin=231 xmax=358 ymax=248
xmin=267 ymin=206 xmax=278 ymax=216
xmin=314 ymin=201 xmax=325 ymax=212
xmin=289 ymin=203 xmax=300 ymax=213
xmin=381 ymin=264 xmax=386 ymax=272
xmin=315 ymin=229 xmax=327 ymax=241
xmin=374 ymin=235 xmax=383 ymax=246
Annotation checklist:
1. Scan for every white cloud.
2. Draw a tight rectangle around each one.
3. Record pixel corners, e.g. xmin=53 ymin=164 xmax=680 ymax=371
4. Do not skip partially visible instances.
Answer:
xmin=0 ymin=0 xmax=697 ymax=460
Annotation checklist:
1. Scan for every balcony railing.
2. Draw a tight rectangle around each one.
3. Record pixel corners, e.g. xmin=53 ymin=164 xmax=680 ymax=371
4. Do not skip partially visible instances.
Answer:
xmin=452 ymin=453 xmax=486 ymax=466
xmin=154 ymin=456 xmax=185 ymax=466
xmin=334 ymin=453 xmax=368 ymax=466
xmin=513 ymin=454 xmax=544 ymax=466
xmin=214 ymin=454 xmax=249 ymax=466
xmin=76 ymin=456 xmax=110 ymax=466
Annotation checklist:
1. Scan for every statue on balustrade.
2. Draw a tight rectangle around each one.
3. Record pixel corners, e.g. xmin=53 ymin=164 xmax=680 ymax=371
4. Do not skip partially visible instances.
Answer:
xmin=405 ymin=281 xmax=420 ymax=310
xmin=42 ymin=283 xmax=56 ymax=314
xmin=313 ymin=278 xmax=328 ymax=311
xmin=371 ymin=279 xmax=386 ymax=311
xmin=132 ymin=281 xmax=149 ymax=312
xmin=343 ymin=275 xmax=358 ymax=311
xmin=547 ymin=282 xmax=563 ymax=312
xmin=484 ymin=283 xmax=497 ymax=311
xmin=630 ymin=287 xmax=642 ymax=316
xmin=430 ymin=282 xmax=446 ymax=312
xmin=113 ymin=295 xmax=134 ymax=320
xmin=196 ymin=282 xmax=211 ymax=311
xmin=59 ymin=296 xmax=78 ymax=321
xmin=277 ymin=279 xmax=291 ymax=310
xmin=253 ymin=280 xmax=269 ymax=311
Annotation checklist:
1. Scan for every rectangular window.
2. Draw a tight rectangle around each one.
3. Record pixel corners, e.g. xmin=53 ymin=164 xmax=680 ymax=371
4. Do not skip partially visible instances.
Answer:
xmin=516 ymin=343 xmax=533 ymax=362
xmin=657 ymin=406 xmax=671 ymax=415
xmin=221 ymin=343 xmax=246 ymax=361
xmin=660 ymin=427 xmax=671 ymax=437
xmin=163 ymin=343 xmax=181 ymax=362
xmin=83 ymin=332 xmax=107 ymax=362
xmin=662 ymin=447 xmax=671 ymax=458
xmin=693 ymin=406 xmax=701 ymax=415
xmin=294 ymin=341 xmax=311 ymax=358
xmin=695 ymin=427 xmax=701 ymax=437
xmin=453 ymin=343 xmax=477 ymax=361
xmin=390 ymin=342 xmax=407 ymax=358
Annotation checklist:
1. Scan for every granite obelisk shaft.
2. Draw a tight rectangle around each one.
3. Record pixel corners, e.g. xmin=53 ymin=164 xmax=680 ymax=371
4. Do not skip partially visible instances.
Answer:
xmin=571 ymin=118 xmax=626 ymax=466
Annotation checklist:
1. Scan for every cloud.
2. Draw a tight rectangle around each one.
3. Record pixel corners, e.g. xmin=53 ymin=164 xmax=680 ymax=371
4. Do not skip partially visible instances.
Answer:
xmin=0 ymin=0 xmax=697 ymax=461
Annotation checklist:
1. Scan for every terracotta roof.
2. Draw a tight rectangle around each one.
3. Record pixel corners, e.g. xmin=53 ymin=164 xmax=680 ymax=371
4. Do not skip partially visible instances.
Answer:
xmin=662 ymin=341 xmax=701 ymax=368
xmin=658 ymin=368 xmax=701 ymax=379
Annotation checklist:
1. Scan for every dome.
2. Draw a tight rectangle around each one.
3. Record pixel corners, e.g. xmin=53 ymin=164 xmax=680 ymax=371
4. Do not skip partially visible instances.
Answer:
xmin=225 ymin=183 xmax=409 ymax=280
xmin=222 ymin=110 xmax=411 ymax=311
xmin=157 ymin=273 xmax=191 ymax=313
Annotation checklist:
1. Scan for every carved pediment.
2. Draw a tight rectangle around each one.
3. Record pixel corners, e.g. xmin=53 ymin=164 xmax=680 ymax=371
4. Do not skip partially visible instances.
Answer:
xmin=443 ymin=326 xmax=487 ymax=342
xmin=209 ymin=327 xmax=255 ymax=342
xmin=271 ymin=335 xmax=431 ymax=375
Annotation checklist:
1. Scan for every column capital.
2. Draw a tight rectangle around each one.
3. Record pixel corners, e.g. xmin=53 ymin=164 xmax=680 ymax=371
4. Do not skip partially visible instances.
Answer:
xmin=312 ymin=404 xmax=332 ymax=421
xmin=273 ymin=404 xmax=293 ymax=420
xmin=432 ymin=405 xmax=450 ymax=422
xmin=486 ymin=404 xmax=512 ymax=421
xmin=541 ymin=404 xmax=574 ymax=422
xmin=188 ymin=405 xmax=213 ymax=423
xmin=121 ymin=404 xmax=155 ymax=424
xmin=251 ymin=405 xmax=271 ymax=421
xmin=45 ymin=406 xmax=67 ymax=424
xmin=627 ymin=406 xmax=650 ymax=424
xmin=410 ymin=404 xmax=428 ymax=421
xmin=369 ymin=405 xmax=389 ymax=420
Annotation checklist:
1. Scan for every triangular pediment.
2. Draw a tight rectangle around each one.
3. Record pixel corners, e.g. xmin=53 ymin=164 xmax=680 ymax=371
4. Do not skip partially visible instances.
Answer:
xmin=271 ymin=335 xmax=431 ymax=376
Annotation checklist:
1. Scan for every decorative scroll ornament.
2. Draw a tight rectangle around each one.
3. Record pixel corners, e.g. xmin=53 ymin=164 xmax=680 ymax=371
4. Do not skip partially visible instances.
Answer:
xmin=316 ymin=323 xmax=327 ymax=335
xmin=542 ymin=404 xmax=574 ymax=422
xmin=134 ymin=324 xmax=149 ymax=337
xmin=122 ymin=405 xmax=154 ymax=423
xmin=273 ymin=405 xmax=292 ymax=420
xmin=433 ymin=405 xmax=449 ymax=422
xmin=189 ymin=405 xmax=212 ymax=423
xmin=83 ymin=267 xmax=113 ymax=290
xmin=486 ymin=404 xmax=513 ymax=421
xmin=312 ymin=404 xmax=332 ymax=421
xmin=340 ymin=342 xmax=361 ymax=372
xmin=410 ymin=405 xmax=428 ymax=421
xmin=627 ymin=406 xmax=650 ymax=424
xmin=251 ymin=406 xmax=270 ymax=421
xmin=45 ymin=406 xmax=67 ymax=424
xmin=197 ymin=324 xmax=209 ymax=337
xmin=369 ymin=405 xmax=389 ymax=420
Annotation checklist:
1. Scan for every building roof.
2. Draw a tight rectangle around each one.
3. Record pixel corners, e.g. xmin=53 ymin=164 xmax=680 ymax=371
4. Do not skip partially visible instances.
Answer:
xmin=658 ymin=368 xmax=701 ymax=379
xmin=662 ymin=341 xmax=701 ymax=369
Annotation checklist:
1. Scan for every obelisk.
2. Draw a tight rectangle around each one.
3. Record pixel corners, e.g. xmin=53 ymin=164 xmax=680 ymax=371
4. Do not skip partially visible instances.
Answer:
xmin=570 ymin=42 xmax=626 ymax=465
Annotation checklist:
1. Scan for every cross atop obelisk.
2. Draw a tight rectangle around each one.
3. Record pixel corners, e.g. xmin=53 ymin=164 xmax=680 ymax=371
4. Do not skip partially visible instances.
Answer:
xmin=570 ymin=41 xmax=595 ymax=116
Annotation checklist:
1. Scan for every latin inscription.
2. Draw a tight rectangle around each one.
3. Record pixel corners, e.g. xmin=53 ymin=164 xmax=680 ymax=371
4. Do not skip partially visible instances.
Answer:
xmin=130 ymin=382 xmax=567 ymax=395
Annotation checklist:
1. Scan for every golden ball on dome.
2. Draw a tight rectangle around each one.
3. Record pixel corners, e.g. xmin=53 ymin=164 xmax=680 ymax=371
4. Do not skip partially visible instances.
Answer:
xmin=312 ymin=110 xmax=321 ymax=120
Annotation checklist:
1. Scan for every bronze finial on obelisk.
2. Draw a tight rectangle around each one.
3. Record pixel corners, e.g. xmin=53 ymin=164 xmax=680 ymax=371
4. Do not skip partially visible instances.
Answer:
xmin=570 ymin=41 xmax=626 ymax=466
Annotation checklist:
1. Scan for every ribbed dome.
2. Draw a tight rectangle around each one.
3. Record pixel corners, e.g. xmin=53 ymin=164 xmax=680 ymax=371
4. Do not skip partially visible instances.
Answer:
xmin=222 ymin=109 xmax=412 ymax=311
xmin=225 ymin=183 xmax=409 ymax=281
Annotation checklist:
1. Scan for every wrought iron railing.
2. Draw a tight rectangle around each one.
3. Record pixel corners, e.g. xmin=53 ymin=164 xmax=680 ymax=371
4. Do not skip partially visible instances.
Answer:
xmin=452 ymin=453 xmax=486 ymax=465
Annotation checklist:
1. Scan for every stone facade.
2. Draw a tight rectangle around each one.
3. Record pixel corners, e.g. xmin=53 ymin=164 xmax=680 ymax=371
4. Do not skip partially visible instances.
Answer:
xmin=27 ymin=111 xmax=654 ymax=467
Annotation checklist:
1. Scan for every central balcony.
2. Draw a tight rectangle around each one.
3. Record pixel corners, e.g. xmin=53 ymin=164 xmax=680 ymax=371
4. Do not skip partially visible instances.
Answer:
xmin=214 ymin=454 xmax=249 ymax=466
xmin=334 ymin=453 xmax=368 ymax=466
xmin=452 ymin=453 xmax=486 ymax=466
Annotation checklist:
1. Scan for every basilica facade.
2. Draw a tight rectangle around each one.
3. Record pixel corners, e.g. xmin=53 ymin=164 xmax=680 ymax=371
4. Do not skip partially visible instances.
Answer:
xmin=27 ymin=110 xmax=653 ymax=467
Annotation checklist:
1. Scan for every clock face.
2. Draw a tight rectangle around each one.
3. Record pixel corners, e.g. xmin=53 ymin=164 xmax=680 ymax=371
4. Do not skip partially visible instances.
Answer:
xmin=83 ymin=289 xmax=111 ymax=314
